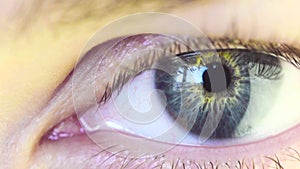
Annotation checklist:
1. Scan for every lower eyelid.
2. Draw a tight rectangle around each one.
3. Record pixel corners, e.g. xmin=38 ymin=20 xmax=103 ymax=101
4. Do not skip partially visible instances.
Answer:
xmin=169 ymin=124 xmax=300 ymax=162
xmin=39 ymin=116 xmax=300 ymax=168
xmin=86 ymin=116 xmax=300 ymax=165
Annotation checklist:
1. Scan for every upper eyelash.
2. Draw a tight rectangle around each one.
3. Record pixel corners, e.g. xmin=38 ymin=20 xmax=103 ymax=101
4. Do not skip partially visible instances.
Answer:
xmin=208 ymin=37 xmax=300 ymax=68
xmin=98 ymin=35 xmax=300 ymax=105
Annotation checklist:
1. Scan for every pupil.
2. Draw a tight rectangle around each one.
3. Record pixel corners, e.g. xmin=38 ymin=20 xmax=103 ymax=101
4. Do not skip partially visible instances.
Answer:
xmin=202 ymin=62 xmax=231 ymax=92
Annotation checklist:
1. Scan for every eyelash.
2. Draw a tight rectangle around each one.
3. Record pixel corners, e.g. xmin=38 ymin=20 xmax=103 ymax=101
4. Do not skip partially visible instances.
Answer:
xmin=177 ymin=48 xmax=282 ymax=80
xmin=85 ymin=143 xmax=300 ymax=168
xmin=80 ymin=34 xmax=300 ymax=168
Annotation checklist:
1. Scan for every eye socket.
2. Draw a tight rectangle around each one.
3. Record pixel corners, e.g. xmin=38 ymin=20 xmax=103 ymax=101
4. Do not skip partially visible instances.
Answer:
xmin=70 ymin=13 xmax=300 ymax=160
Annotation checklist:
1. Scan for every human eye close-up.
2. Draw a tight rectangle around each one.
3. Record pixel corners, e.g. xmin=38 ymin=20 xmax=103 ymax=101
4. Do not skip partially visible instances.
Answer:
xmin=1 ymin=1 xmax=300 ymax=169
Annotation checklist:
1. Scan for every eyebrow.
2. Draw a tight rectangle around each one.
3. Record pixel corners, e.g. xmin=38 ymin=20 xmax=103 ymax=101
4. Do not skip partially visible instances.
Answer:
xmin=10 ymin=0 xmax=198 ymax=31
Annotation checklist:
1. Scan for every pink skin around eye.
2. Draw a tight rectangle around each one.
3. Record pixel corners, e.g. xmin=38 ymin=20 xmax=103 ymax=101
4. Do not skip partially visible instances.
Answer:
xmin=40 ymin=34 xmax=300 ymax=168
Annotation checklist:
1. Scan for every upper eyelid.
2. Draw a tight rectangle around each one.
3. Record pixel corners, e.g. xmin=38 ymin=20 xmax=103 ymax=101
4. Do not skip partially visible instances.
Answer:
xmin=80 ymin=34 xmax=300 ymax=76
xmin=39 ymin=33 xmax=300 ymax=106
xmin=47 ymin=34 xmax=300 ymax=109
xmin=43 ymin=34 xmax=300 ymax=123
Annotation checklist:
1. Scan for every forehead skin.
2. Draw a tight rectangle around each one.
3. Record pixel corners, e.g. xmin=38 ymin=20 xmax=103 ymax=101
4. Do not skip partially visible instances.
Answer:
xmin=1 ymin=0 xmax=300 ymax=168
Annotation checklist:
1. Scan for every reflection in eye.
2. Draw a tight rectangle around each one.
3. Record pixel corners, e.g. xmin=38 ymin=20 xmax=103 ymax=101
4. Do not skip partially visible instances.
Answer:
xmin=50 ymin=34 xmax=300 ymax=168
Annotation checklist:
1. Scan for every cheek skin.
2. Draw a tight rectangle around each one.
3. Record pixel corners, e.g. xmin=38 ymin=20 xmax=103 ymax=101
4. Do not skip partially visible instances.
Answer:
xmin=0 ymin=30 xmax=91 ymax=168
xmin=0 ymin=15 xmax=109 ymax=169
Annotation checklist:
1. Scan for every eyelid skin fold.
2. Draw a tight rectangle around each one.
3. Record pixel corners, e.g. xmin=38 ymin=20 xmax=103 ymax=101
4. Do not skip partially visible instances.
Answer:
xmin=70 ymin=33 xmax=300 ymax=167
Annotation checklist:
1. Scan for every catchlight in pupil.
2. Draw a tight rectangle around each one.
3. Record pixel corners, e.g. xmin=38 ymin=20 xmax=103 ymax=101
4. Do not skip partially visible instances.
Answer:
xmin=202 ymin=63 xmax=231 ymax=93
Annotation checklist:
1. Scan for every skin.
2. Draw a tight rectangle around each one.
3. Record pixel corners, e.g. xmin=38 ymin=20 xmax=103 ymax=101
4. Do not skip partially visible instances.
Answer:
xmin=1 ymin=0 xmax=300 ymax=168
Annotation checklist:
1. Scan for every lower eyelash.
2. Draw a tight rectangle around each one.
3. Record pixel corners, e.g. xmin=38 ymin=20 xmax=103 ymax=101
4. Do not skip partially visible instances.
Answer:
xmin=85 ymin=146 xmax=300 ymax=169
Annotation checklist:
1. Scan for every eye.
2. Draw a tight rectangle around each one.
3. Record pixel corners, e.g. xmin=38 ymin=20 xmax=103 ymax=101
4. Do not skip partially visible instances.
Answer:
xmin=78 ymin=34 xmax=300 ymax=147
xmin=64 ymin=13 xmax=300 ymax=165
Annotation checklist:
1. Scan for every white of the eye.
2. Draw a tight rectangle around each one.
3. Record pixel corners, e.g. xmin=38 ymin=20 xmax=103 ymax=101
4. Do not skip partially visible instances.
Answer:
xmin=236 ymin=61 xmax=300 ymax=141
xmin=86 ymin=70 xmax=194 ymax=144
xmin=112 ymin=60 xmax=300 ymax=145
